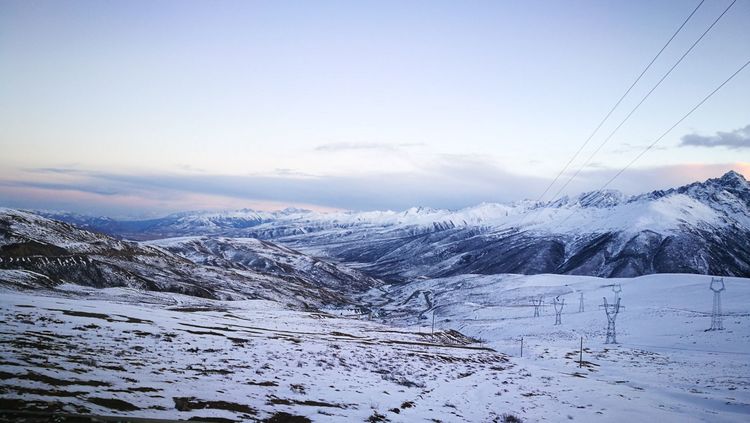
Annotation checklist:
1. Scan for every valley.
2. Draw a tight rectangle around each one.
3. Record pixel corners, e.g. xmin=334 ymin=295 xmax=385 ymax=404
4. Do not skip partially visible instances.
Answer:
xmin=2 ymin=172 xmax=749 ymax=421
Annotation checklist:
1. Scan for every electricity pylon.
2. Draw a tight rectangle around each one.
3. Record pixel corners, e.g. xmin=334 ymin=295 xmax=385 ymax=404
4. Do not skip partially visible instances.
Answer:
xmin=553 ymin=296 xmax=564 ymax=325
xmin=612 ymin=284 xmax=622 ymax=303
xmin=708 ymin=277 xmax=725 ymax=331
xmin=531 ymin=296 xmax=543 ymax=317
xmin=601 ymin=297 xmax=622 ymax=344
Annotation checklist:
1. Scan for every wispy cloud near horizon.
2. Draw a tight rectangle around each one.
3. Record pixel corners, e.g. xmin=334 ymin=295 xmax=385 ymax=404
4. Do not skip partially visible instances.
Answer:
xmin=680 ymin=124 xmax=750 ymax=150
xmin=0 ymin=162 xmax=747 ymax=218
xmin=314 ymin=142 xmax=424 ymax=153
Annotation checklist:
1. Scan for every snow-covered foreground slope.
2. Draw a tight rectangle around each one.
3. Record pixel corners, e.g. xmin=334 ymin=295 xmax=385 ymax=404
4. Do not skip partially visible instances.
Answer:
xmin=2 ymin=273 xmax=749 ymax=422
xmin=362 ymin=273 xmax=750 ymax=421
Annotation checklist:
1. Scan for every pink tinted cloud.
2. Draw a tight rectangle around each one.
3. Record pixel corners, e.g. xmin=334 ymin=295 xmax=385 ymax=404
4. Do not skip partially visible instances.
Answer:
xmin=0 ymin=162 xmax=747 ymax=217
xmin=0 ymin=185 xmax=339 ymax=218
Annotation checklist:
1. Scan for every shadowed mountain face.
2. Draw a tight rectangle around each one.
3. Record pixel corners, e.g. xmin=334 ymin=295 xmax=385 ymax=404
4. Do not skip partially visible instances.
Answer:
xmin=0 ymin=209 xmax=380 ymax=306
xmin=39 ymin=171 xmax=750 ymax=281
xmin=144 ymin=236 xmax=380 ymax=293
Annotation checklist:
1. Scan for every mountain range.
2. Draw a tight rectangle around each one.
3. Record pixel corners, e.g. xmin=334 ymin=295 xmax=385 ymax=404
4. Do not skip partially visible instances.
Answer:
xmin=38 ymin=170 xmax=750 ymax=281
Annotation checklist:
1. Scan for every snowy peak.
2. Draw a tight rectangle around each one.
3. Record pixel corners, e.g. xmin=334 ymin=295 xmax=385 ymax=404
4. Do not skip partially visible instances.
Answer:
xmin=669 ymin=170 xmax=749 ymax=198
xmin=642 ymin=171 xmax=750 ymax=221
xmin=553 ymin=189 xmax=627 ymax=209
xmin=403 ymin=206 xmax=437 ymax=216
xmin=718 ymin=170 xmax=748 ymax=187
xmin=578 ymin=189 xmax=626 ymax=208
xmin=710 ymin=170 xmax=749 ymax=204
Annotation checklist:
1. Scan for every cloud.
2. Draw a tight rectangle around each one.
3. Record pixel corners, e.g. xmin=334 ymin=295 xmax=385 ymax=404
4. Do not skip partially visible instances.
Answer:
xmin=679 ymin=124 xmax=750 ymax=149
xmin=175 ymin=163 xmax=208 ymax=173
xmin=0 ymin=160 xmax=548 ymax=213
xmin=1 ymin=180 xmax=120 ymax=196
xmin=271 ymin=168 xmax=318 ymax=177
xmin=558 ymin=162 xmax=750 ymax=196
xmin=0 ymin=162 xmax=747 ymax=217
xmin=314 ymin=142 xmax=424 ymax=152
xmin=610 ymin=143 xmax=668 ymax=154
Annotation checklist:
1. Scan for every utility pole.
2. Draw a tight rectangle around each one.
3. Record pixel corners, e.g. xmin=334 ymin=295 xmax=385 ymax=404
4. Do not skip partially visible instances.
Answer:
xmin=520 ymin=337 xmax=523 ymax=358
xmin=579 ymin=336 xmax=583 ymax=368
xmin=708 ymin=277 xmax=726 ymax=331
xmin=431 ymin=309 xmax=436 ymax=335
xmin=578 ymin=292 xmax=584 ymax=313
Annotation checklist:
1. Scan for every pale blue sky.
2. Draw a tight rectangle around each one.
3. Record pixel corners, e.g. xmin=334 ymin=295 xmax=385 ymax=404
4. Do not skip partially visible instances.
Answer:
xmin=1 ymin=0 xmax=748 ymax=216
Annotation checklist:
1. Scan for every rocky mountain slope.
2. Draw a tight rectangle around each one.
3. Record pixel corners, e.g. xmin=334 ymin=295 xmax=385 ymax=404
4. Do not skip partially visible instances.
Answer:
xmin=145 ymin=236 xmax=379 ymax=293
xmin=0 ymin=209 xmax=379 ymax=307
xmin=41 ymin=171 xmax=750 ymax=280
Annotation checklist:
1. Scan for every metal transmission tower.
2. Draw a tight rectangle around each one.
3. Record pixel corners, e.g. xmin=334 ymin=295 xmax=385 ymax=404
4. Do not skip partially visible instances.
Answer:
xmin=553 ymin=296 xmax=565 ymax=325
xmin=601 ymin=297 xmax=623 ymax=344
xmin=578 ymin=292 xmax=584 ymax=313
xmin=531 ymin=297 xmax=543 ymax=317
xmin=708 ymin=277 xmax=726 ymax=331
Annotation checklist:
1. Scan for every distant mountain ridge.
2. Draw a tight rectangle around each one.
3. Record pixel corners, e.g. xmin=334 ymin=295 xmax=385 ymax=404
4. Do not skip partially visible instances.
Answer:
xmin=35 ymin=171 xmax=750 ymax=280
xmin=0 ymin=208 xmax=380 ymax=306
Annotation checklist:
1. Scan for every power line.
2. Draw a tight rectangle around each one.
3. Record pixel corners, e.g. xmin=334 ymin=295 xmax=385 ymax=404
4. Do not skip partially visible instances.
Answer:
xmin=516 ymin=1 xmax=710 ymax=229
xmin=547 ymin=0 xmax=738 ymax=202
xmin=553 ymin=57 xmax=750 ymax=229
xmin=597 ymin=58 xmax=750 ymax=192
xmin=532 ymin=0 xmax=707 ymax=204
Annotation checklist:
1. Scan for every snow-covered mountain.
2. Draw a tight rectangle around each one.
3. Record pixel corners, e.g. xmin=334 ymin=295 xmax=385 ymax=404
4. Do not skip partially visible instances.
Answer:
xmin=2 ymin=174 xmax=750 ymax=422
xmin=41 ymin=171 xmax=750 ymax=280
xmin=0 ymin=208 xmax=379 ymax=306
xmin=35 ymin=207 xmax=303 ymax=240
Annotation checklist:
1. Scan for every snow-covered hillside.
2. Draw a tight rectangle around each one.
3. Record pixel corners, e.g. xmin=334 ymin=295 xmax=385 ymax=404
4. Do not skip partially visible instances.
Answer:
xmin=146 ymin=236 xmax=381 ymax=293
xmin=1 ymin=273 xmax=748 ymax=422
xmin=362 ymin=273 xmax=750 ymax=421
xmin=364 ymin=273 xmax=749 ymax=355
xmin=0 ymin=209 xmax=378 ymax=307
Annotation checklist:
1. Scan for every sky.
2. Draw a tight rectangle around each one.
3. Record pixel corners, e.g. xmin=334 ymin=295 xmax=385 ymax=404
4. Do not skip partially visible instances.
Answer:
xmin=0 ymin=0 xmax=748 ymax=217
